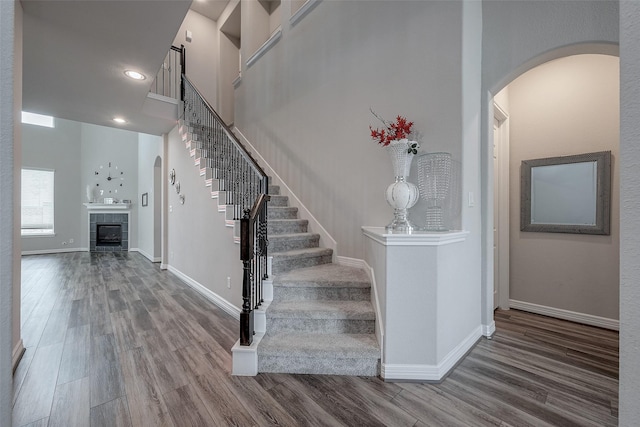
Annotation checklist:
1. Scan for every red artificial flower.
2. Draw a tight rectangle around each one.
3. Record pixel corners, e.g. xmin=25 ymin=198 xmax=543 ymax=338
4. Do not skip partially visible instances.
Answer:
xmin=369 ymin=113 xmax=414 ymax=147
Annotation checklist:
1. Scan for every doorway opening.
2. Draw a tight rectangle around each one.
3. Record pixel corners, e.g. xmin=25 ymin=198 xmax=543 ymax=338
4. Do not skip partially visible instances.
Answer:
xmin=490 ymin=54 xmax=620 ymax=330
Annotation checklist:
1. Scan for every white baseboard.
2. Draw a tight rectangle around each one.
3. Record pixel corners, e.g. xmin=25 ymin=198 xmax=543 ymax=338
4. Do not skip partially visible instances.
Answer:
xmin=130 ymin=248 xmax=161 ymax=263
xmin=482 ymin=321 xmax=496 ymax=337
xmin=336 ymin=256 xmax=365 ymax=269
xmin=12 ymin=339 xmax=25 ymax=372
xmin=382 ymin=326 xmax=482 ymax=382
xmin=337 ymin=256 xmax=385 ymax=360
xmin=234 ymin=127 xmax=338 ymax=258
xmin=21 ymin=247 xmax=87 ymax=255
xmin=160 ymin=263 xmax=168 ymax=270
xmin=167 ymin=265 xmax=241 ymax=320
xmin=509 ymin=299 xmax=619 ymax=331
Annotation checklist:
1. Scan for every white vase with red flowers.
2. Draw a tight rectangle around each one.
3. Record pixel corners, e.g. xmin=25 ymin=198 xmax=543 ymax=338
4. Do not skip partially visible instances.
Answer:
xmin=370 ymin=111 xmax=420 ymax=233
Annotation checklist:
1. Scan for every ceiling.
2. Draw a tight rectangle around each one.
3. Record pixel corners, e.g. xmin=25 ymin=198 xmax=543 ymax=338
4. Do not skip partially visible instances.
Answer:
xmin=21 ymin=0 xmax=194 ymax=136
xmin=190 ymin=0 xmax=230 ymax=22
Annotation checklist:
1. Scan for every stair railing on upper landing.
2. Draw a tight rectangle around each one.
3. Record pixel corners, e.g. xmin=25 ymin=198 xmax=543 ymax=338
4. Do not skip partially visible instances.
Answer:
xmin=181 ymin=74 xmax=270 ymax=347
xmin=150 ymin=45 xmax=185 ymax=99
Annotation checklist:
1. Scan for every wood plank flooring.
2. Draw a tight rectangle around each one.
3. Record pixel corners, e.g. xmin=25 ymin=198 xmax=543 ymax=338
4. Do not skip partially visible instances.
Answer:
xmin=13 ymin=252 xmax=618 ymax=426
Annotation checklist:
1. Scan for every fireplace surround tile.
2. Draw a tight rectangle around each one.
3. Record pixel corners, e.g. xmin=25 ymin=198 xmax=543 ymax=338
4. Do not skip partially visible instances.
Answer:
xmin=89 ymin=212 xmax=129 ymax=252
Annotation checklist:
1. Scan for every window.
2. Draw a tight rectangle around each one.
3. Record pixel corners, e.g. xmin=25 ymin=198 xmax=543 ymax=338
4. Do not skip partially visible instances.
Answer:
xmin=21 ymin=111 xmax=55 ymax=128
xmin=21 ymin=168 xmax=55 ymax=236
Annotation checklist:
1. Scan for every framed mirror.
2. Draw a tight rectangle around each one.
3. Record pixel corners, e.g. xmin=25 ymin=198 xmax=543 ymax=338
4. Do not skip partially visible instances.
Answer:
xmin=521 ymin=151 xmax=611 ymax=235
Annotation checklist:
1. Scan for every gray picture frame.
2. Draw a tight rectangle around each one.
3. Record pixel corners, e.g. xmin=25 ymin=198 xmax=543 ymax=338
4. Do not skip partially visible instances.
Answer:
xmin=520 ymin=151 xmax=611 ymax=235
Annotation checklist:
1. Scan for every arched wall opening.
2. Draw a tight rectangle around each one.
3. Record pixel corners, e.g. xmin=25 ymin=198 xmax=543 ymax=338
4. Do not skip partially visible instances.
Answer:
xmin=490 ymin=53 xmax=619 ymax=327
xmin=482 ymin=42 xmax=620 ymax=331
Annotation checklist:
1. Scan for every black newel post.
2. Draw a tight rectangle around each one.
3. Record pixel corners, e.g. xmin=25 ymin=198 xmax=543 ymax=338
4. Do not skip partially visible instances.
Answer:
xmin=180 ymin=44 xmax=186 ymax=102
xmin=240 ymin=209 xmax=254 ymax=346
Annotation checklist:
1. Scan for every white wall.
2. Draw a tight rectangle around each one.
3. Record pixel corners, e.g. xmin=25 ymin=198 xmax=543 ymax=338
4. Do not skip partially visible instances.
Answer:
xmin=137 ymin=133 xmax=163 ymax=261
xmin=21 ymin=120 xmax=83 ymax=252
xmin=480 ymin=0 xmax=619 ymax=332
xmin=507 ymin=54 xmax=619 ymax=320
xmin=173 ymin=9 xmax=219 ymax=108
xmin=166 ymin=126 xmax=244 ymax=311
xmin=79 ymin=123 xmax=139 ymax=250
xmin=235 ymin=0 xmax=465 ymax=259
xmin=620 ymin=1 xmax=640 ymax=422
xmin=12 ymin=0 xmax=22 ymax=366
xmin=0 ymin=0 xmax=19 ymax=423
xmin=21 ymin=119 xmax=141 ymax=253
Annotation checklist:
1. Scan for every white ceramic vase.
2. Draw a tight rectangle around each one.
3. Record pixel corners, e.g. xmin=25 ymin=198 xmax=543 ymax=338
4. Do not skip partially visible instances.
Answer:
xmin=385 ymin=139 xmax=419 ymax=233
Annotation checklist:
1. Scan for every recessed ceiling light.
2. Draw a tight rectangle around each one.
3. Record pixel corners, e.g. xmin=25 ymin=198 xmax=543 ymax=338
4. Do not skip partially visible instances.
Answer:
xmin=113 ymin=117 xmax=127 ymax=124
xmin=124 ymin=70 xmax=146 ymax=80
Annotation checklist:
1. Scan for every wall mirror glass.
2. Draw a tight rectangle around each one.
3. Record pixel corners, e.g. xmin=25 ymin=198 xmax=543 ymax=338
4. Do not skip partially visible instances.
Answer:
xmin=521 ymin=151 xmax=611 ymax=235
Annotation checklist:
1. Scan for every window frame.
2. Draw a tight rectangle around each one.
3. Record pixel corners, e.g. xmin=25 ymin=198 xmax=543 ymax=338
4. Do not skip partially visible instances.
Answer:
xmin=21 ymin=167 xmax=55 ymax=237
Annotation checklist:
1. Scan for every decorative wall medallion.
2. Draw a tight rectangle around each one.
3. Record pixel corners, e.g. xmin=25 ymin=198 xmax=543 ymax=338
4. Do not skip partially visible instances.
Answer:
xmin=169 ymin=169 xmax=176 ymax=185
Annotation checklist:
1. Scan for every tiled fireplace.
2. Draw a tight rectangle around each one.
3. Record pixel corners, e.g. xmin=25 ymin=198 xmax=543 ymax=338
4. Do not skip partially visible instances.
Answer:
xmin=89 ymin=212 xmax=129 ymax=252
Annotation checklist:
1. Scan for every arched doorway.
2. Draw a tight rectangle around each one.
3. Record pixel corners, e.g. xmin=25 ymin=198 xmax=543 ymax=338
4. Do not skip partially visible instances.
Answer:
xmin=491 ymin=54 xmax=619 ymax=328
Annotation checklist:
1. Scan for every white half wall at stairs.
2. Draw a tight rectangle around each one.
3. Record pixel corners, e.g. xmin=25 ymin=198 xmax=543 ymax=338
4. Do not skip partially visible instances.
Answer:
xmin=381 ymin=326 xmax=482 ymax=381
xmin=337 ymin=255 xmax=385 ymax=365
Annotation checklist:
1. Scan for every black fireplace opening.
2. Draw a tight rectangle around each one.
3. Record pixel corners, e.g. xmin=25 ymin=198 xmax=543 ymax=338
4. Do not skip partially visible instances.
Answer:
xmin=96 ymin=223 xmax=122 ymax=247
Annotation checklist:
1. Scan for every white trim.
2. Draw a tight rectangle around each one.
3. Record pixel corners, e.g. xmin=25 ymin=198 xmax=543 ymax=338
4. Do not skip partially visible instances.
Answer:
xmin=234 ymin=128 xmax=338 ymax=257
xmin=290 ymin=0 xmax=321 ymax=26
xmin=262 ymin=277 xmax=274 ymax=302
xmin=167 ymin=265 xmax=241 ymax=320
xmin=21 ymin=247 xmax=87 ymax=255
xmin=254 ymin=301 xmax=271 ymax=334
xmin=493 ymin=100 xmax=510 ymax=310
xmin=232 ymin=74 xmax=242 ymax=88
xmin=129 ymin=248 xmax=161 ymax=263
xmin=361 ymin=227 xmax=470 ymax=247
xmin=146 ymin=92 xmax=180 ymax=105
xmin=231 ymin=332 xmax=264 ymax=376
xmin=335 ymin=255 xmax=363 ymax=269
xmin=509 ymin=299 xmax=620 ymax=331
xmin=246 ymin=27 xmax=282 ymax=68
xmin=382 ymin=326 xmax=482 ymax=381
xmin=12 ymin=339 xmax=25 ymax=372
xmin=160 ymin=263 xmax=168 ymax=270
xmin=83 ymin=203 xmax=131 ymax=210
xmin=337 ymin=256 xmax=385 ymax=364
xmin=482 ymin=321 xmax=496 ymax=337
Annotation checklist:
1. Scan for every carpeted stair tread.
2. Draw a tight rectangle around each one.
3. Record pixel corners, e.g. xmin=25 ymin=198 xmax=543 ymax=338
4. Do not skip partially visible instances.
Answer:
xmin=269 ymin=195 xmax=289 ymax=207
xmin=268 ymin=219 xmax=309 ymax=234
xmin=267 ymin=207 xmax=298 ymax=219
xmin=259 ymin=332 xmax=379 ymax=359
xmin=273 ymin=264 xmax=370 ymax=288
xmin=270 ymin=248 xmax=333 ymax=273
xmin=269 ymin=233 xmax=320 ymax=252
xmin=270 ymin=247 xmax=333 ymax=258
xmin=267 ymin=300 xmax=375 ymax=320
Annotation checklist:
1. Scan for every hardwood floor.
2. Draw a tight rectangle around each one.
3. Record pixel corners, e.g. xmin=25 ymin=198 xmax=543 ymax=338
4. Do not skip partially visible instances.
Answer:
xmin=13 ymin=252 xmax=618 ymax=426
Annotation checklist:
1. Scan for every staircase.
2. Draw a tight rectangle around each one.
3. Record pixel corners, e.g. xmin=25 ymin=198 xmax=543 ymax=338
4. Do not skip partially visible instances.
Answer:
xmin=179 ymin=121 xmax=380 ymax=377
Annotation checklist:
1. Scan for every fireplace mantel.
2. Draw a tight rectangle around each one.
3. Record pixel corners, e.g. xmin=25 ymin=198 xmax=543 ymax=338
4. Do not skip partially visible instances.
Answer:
xmin=84 ymin=203 xmax=131 ymax=210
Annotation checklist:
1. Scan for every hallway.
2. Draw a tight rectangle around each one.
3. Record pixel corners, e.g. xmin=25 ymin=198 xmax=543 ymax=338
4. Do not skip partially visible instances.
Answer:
xmin=13 ymin=252 xmax=618 ymax=426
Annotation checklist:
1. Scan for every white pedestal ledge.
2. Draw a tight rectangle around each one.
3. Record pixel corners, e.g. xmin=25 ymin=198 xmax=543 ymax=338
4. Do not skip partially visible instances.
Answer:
xmin=231 ymin=333 xmax=264 ymax=376
xmin=362 ymin=226 xmax=482 ymax=382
